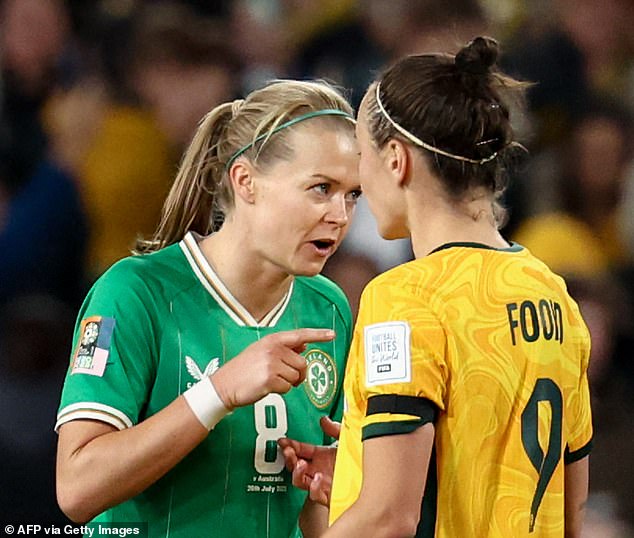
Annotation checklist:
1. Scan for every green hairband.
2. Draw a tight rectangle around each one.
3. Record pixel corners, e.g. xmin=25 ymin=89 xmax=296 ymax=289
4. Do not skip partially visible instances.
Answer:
xmin=225 ymin=108 xmax=354 ymax=170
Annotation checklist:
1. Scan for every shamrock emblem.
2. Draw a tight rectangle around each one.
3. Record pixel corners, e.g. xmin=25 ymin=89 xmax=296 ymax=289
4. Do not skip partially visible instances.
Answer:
xmin=304 ymin=349 xmax=336 ymax=409
xmin=311 ymin=364 xmax=326 ymax=392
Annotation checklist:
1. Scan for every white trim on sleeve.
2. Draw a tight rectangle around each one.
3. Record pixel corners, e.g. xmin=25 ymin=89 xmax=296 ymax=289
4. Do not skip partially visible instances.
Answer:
xmin=55 ymin=402 xmax=134 ymax=432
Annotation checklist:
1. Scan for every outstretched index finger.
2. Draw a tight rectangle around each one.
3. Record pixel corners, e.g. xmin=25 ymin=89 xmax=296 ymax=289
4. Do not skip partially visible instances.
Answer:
xmin=276 ymin=328 xmax=335 ymax=349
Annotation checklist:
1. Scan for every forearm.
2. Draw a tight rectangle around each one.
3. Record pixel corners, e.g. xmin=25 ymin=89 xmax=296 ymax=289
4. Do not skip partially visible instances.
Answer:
xmin=57 ymin=396 xmax=209 ymax=522
xmin=324 ymin=501 xmax=418 ymax=538
xmin=324 ymin=425 xmax=433 ymax=538
xmin=564 ymin=457 xmax=589 ymax=538
xmin=299 ymin=497 xmax=330 ymax=538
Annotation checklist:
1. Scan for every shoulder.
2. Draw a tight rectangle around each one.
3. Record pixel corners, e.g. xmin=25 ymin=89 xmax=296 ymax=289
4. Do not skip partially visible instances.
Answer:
xmin=90 ymin=244 xmax=191 ymax=302
xmin=363 ymin=260 xmax=427 ymax=298
xmin=356 ymin=262 xmax=436 ymax=324
xmin=508 ymin=244 xmax=573 ymax=294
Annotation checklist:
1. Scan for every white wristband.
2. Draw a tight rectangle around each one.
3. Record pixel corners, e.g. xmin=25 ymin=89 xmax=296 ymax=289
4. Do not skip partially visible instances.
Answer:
xmin=183 ymin=376 xmax=230 ymax=431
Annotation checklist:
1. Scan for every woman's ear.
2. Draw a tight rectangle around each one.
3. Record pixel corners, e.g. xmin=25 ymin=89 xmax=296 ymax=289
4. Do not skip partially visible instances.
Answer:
xmin=228 ymin=160 xmax=256 ymax=204
xmin=385 ymin=138 xmax=410 ymax=187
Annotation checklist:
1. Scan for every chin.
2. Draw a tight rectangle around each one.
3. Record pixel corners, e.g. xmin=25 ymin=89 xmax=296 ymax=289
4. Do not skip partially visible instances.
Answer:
xmin=376 ymin=213 xmax=409 ymax=240
xmin=296 ymin=265 xmax=326 ymax=277
xmin=379 ymin=227 xmax=409 ymax=241
xmin=293 ymin=259 xmax=329 ymax=277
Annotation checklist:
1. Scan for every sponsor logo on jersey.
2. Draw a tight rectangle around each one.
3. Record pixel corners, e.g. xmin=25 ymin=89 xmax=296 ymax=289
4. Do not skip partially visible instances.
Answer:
xmin=185 ymin=356 xmax=220 ymax=388
xmin=304 ymin=349 xmax=337 ymax=409
xmin=71 ymin=316 xmax=116 ymax=377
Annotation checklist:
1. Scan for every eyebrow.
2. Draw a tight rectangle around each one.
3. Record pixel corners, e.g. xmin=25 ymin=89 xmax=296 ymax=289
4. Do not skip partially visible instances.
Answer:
xmin=310 ymin=174 xmax=341 ymax=184
xmin=310 ymin=174 xmax=361 ymax=190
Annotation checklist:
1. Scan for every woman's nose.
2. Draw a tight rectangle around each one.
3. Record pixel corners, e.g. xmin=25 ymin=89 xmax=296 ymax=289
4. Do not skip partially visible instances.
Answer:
xmin=324 ymin=196 xmax=350 ymax=226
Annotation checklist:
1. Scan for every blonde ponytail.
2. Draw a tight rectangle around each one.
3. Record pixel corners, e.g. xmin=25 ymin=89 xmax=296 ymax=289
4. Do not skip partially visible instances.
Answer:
xmin=135 ymin=102 xmax=232 ymax=253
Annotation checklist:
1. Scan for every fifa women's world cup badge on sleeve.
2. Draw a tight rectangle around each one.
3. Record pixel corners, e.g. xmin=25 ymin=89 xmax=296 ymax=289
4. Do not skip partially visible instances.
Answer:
xmin=71 ymin=316 xmax=116 ymax=377
xmin=303 ymin=349 xmax=337 ymax=409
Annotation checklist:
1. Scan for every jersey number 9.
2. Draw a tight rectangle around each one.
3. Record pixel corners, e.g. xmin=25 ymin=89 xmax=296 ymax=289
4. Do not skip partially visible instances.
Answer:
xmin=521 ymin=378 xmax=563 ymax=533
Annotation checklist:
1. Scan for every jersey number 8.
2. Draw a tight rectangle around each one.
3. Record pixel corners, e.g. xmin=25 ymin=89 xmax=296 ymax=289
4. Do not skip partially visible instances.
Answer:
xmin=254 ymin=394 xmax=288 ymax=474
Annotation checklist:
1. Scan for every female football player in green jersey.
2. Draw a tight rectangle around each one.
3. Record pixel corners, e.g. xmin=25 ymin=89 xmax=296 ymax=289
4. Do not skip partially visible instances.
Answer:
xmin=281 ymin=37 xmax=592 ymax=537
xmin=55 ymin=79 xmax=361 ymax=536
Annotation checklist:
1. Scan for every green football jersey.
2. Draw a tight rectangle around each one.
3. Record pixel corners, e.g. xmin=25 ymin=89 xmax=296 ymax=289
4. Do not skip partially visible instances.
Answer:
xmin=56 ymin=232 xmax=353 ymax=537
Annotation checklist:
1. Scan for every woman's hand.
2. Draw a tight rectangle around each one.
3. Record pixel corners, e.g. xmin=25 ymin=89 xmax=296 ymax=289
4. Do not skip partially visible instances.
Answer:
xmin=211 ymin=328 xmax=335 ymax=410
xmin=278 ymin=416 xmax=341 ymax=506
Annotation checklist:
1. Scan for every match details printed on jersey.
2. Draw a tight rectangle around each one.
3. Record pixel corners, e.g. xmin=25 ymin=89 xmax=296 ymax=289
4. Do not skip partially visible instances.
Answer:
xmin=364 ymin=321 xmax=411 ymax=386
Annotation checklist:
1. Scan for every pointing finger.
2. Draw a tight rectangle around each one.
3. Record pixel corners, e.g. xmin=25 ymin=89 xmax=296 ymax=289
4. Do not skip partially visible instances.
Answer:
xmin=275 ymin=329 xmax=335 ymax=349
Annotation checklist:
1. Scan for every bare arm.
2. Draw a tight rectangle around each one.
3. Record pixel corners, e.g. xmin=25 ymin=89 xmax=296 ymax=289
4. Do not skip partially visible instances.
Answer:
xmin=324 ymin=423 xmax=434 ymax=538
xmin=57 ymin=398 xmax=207 ymax=522
xmin=299 ymin=497 xmax=330 ymax=538
xmin=56 ymin=328 xmax=334 ymax=522
xmin=564 ymin=456 xmax=589 ymax=538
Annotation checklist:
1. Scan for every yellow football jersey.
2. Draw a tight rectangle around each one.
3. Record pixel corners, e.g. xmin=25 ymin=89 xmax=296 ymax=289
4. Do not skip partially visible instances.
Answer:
xmin=330 ymin=243 xmax=592 ymax=537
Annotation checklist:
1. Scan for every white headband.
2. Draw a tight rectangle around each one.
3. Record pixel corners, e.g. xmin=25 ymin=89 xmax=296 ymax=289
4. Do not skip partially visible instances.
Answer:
xmin=374 ymin=83 xmax=499 ymax=165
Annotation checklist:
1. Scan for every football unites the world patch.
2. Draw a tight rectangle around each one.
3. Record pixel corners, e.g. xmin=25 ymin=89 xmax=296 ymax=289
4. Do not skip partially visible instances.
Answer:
xmin=71 ymin=316 xmax=116 ymax=377
xmin=364 ymin=321 xmax=411 ymax=386
xmin=303 ymin=349 xmax=337 ymax=409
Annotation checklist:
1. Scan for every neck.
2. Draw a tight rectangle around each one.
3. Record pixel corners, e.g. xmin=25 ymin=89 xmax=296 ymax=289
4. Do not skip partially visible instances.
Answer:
xmin=407 ymin=193 xmax=509 ymax=258
xmin=198 ymin=222 xmax=293 ymax=322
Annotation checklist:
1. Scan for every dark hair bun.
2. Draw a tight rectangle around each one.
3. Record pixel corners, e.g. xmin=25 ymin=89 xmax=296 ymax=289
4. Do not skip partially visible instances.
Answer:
xmin=455 ymin=36 xmax=499 ymax=75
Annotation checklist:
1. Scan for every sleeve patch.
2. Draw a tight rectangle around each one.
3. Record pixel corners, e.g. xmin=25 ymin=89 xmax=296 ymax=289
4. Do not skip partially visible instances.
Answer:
xmin=364 ymin=321 xmax=411 ymax=387
xmin=71 ymin=316 xmax=116 ymax=377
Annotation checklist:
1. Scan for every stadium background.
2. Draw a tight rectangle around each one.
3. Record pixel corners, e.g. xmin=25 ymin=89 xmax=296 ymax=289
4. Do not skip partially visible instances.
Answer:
xmin=1 ymin=0 xmax=633 ymax=535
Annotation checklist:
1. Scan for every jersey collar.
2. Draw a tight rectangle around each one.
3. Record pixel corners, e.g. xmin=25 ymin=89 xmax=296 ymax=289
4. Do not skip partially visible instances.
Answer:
xmin=179 ymin=232 xmax=293 ymax=327
xmin=429 ymin=241 xmax=524 ymax=255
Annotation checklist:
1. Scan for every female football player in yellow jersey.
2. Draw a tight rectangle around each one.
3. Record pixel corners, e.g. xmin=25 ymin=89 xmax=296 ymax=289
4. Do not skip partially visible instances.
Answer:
xmin=281 ymin=37 xmax=592 ymax=537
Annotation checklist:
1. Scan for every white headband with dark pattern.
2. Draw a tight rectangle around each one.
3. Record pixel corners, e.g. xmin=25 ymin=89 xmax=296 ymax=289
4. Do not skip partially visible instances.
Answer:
xmin=374 ymin=82 xmax=499 ymax=165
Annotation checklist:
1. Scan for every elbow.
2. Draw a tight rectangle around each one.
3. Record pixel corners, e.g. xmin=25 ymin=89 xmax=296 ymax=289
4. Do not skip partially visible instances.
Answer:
xmin=564 ymin=524 xmax=583 ymax=538
xmin=391 ymin=515 xmax=420 ymax=538
xmin=374 ymin=509 xmax=420 ymax=538
xmin=56 ymin=481 xmax=99 ymax=524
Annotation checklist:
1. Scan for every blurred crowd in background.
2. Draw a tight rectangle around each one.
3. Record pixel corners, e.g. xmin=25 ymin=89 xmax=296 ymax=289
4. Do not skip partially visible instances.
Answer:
xmin=1 ymin=0 xmax=633 ymax=535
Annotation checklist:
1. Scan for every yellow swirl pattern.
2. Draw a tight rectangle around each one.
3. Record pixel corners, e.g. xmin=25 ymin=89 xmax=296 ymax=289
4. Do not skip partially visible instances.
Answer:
xmin=330 ymin=245 xmax=592 ymax=537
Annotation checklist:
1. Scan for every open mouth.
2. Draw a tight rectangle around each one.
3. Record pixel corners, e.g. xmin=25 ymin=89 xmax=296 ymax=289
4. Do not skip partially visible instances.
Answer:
xmin=310 ymin=238 xmax=336 ymax=255
xmin=312 ymin=239 xmax=335 ymax=249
